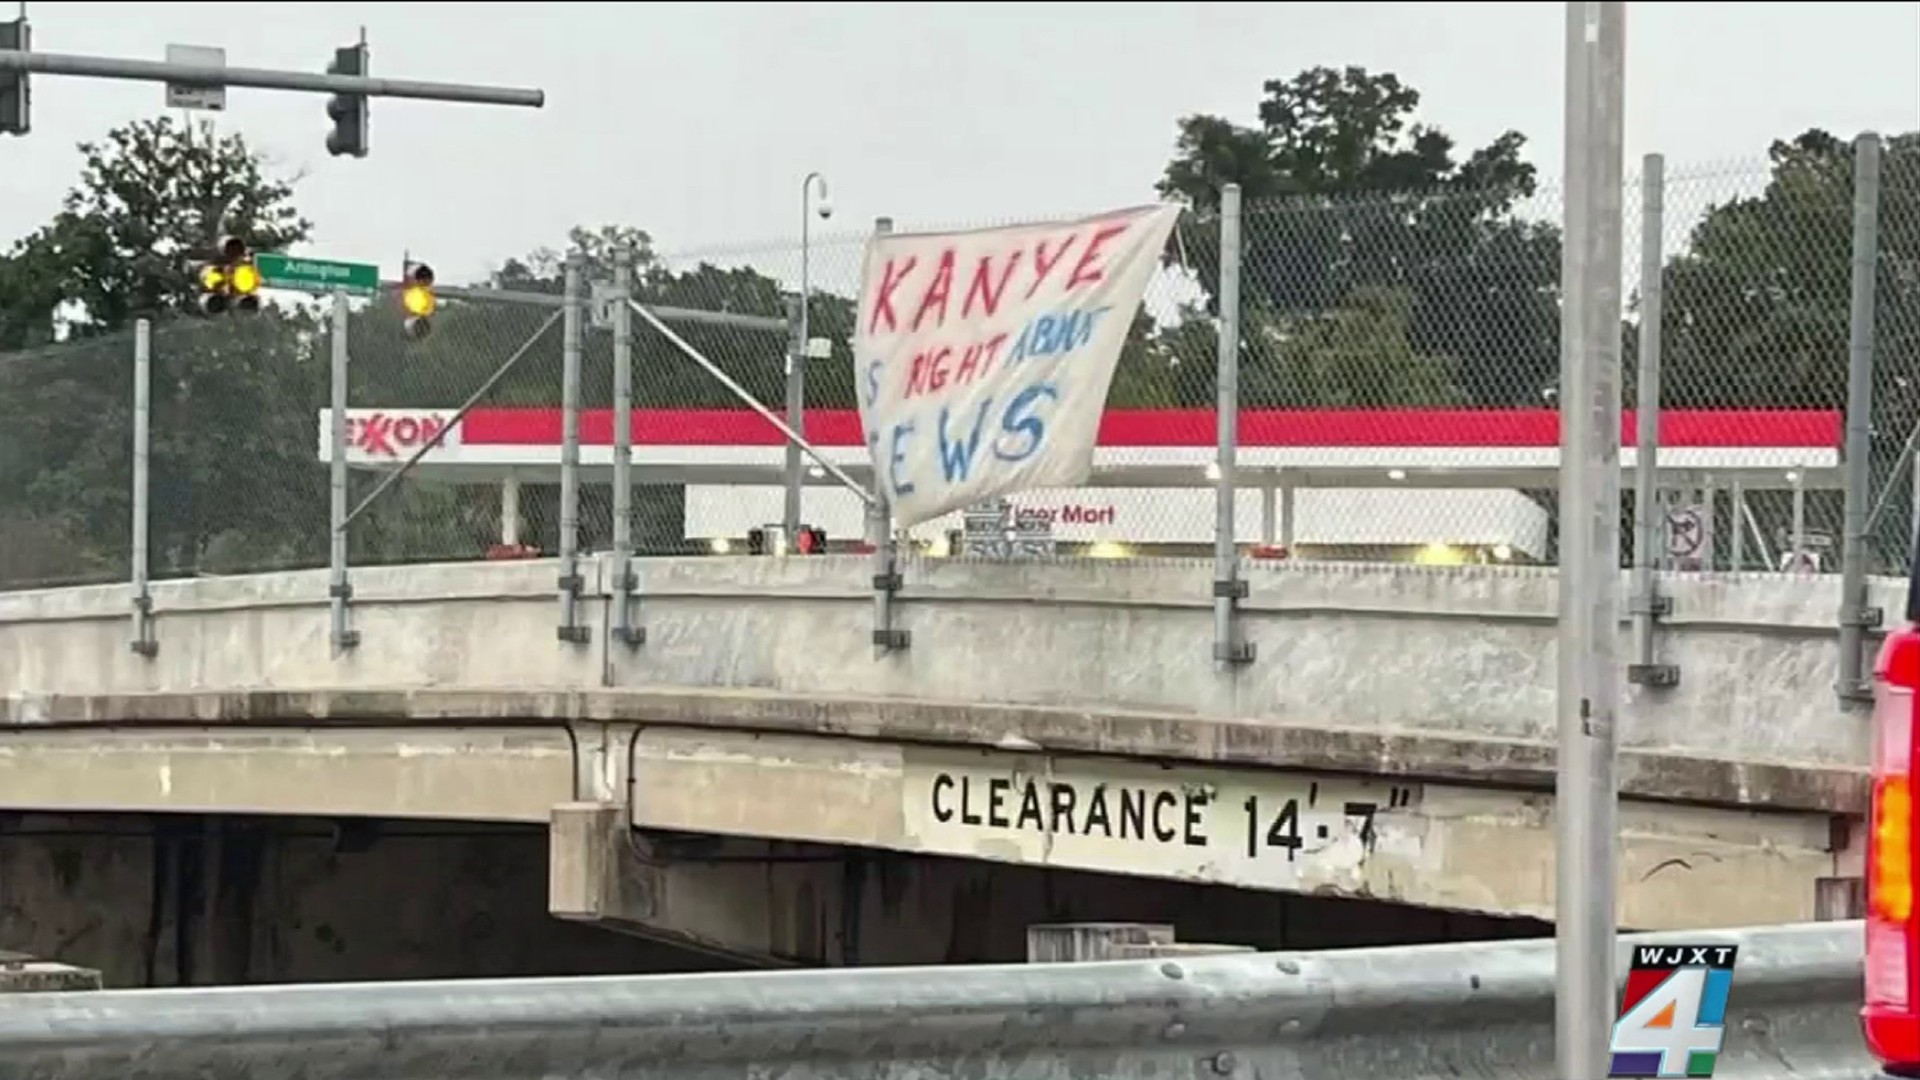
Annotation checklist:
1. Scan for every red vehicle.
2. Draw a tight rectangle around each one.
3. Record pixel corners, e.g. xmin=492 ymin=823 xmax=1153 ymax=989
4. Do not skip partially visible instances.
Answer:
xmin=1865 ymin=563 xmax=1920 ymax=1076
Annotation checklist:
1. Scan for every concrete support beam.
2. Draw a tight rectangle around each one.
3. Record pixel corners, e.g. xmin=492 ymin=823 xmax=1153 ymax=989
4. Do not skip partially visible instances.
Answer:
xmin=548 ymin=802 xmax=844 ymax=967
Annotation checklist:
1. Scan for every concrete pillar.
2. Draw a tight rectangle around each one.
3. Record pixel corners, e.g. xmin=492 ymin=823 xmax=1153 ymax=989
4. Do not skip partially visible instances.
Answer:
xmin=548 ymin=803 xmax=842 ymax=967
xmin=501 ymin=475 xmax=522 ymax=546
xmin=1814 ymin=877 xmax=1864 ymax=921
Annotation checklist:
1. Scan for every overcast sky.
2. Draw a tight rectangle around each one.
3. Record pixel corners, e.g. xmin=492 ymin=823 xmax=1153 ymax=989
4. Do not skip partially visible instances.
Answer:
xmin=4 ymin=1 xmax=1917 ymax=293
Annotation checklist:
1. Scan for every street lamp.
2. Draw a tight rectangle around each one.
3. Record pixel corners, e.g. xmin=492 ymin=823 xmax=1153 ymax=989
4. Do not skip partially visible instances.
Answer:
xmin=786 ymin=170 xmax=832 ymax=542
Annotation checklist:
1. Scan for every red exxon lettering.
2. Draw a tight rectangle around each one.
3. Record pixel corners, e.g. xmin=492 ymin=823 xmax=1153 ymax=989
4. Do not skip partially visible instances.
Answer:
xmin=1024 ymin=233 xmax=1079 ymax=299
xmin=962 ymin=251 xmax=1022 ymax=318
xmin=868 ymin=256 xmax=918 ymax=334
xmin=1065 ymin=223 xmax=1129 ymax=290
xmin=354 ymin=414 xmax=394 ymax=455
xmin=353 ymin=412 xmax=445 ymax=456
xmin=911 ymin=248 xmax=957 ymax=332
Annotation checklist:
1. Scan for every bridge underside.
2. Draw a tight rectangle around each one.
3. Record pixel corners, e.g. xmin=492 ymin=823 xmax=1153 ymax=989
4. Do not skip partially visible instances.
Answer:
xmin=3 ymin=811 xmax=1558 ymax=986
xmin=0 ymin=704 xmax=1859 ymax=967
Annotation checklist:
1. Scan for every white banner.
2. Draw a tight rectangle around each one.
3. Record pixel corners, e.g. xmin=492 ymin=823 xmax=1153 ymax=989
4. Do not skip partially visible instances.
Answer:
xmin=853 ymin=203 xmax=1182 ymax=527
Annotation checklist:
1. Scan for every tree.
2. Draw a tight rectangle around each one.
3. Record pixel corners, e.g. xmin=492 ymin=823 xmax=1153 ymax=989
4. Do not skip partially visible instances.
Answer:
xmin=1245 ymin=286 xmax=1464 ymax=408
xmin=1156 ymin=66 xmax=1556 ymax=408
xmin=0 ymin=117 xmax=322 ymax=585
xmin=1660 ymin=128 xmax=1920 ymax=568
xmin=39 ymin=116 xmax=311 ymax=331
xmin=1662 ymin=130 xmax=1920 ymax=411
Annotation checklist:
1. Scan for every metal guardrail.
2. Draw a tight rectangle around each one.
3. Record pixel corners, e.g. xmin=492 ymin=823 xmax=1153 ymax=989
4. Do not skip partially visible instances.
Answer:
xmin=0 ymin=922 xmax=1877 ymax=1079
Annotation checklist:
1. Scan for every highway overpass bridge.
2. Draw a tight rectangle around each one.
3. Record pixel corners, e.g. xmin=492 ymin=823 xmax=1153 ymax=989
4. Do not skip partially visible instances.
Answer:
xmin=0 ymin=555 xmax=1884 ymax=978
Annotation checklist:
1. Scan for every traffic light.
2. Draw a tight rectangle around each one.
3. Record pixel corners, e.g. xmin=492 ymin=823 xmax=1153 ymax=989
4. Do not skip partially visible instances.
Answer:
xmin=0 ymin=17 xmax=28 ymax=137
xmin=196 ymin=236 xmax=262 ymax=317
xmin=400 ymin=262 xmax=436 ymax=339
xmin=324 ymin=43 xmax=369 ymax=158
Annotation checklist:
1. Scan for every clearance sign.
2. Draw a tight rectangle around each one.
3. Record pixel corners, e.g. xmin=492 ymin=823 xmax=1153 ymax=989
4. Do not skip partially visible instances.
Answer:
xmin=901 ymin=747 xmax=1421 ymax=894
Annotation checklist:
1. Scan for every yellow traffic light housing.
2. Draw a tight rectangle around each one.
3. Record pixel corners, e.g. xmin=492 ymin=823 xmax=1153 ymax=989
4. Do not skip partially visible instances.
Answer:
xmin=197 ymin=235 xmax=262 ymax=317
xmin=401 ymin=262 xmax=435 ymax=340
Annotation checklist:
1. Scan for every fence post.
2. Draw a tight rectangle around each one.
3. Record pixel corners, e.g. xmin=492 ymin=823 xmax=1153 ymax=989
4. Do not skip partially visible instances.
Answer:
xmin=611 ymin=243 xmax=643 ymax=648
xmin=1628 ymin=153 xmax=1675 ymax=687
xmin=557 ymin=249 xmax=591 ymax=645
xmin=1838 ymin=131 xmax=1883 ymax=701
xmin=1212 ymin=184 xmax=1252 ymax=666
xmin=129 ymin=318 xmax=157 ymax=658
xmin=327 ymin=290 xmax=359 ymax=653
xmin=868 ymin=216 xmax=909 ymax=655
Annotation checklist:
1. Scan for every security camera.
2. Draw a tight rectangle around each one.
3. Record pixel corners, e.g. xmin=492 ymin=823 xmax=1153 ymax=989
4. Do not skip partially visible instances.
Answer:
xmin=817 ymin=197 xmax=834 ymax=221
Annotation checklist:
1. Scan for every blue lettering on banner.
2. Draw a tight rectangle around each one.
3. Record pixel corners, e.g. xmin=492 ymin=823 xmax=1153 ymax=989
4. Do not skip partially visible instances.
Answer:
xmin=1008 ymin=306 xmax=1112 ymax=365
xmin=889 ymin=422 xmax=917 ymax=497
xmin=937 ymin=398 xmax=994 ymax=482
xmin=993 ymin=382 xmax=1057 ymax=463
xmin=867 ymin=302 xmax=1125 ymax=506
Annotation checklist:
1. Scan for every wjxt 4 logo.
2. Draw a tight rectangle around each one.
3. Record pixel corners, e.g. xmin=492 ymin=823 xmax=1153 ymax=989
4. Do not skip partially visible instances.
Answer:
xmin=1608 ymin=944 xmax=1738 ymax=1078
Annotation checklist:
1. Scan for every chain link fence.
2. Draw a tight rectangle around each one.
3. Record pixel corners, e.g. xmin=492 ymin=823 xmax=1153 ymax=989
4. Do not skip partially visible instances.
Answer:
xmin=2 ymin=137 xmax=1916 ymax=593
xmin=0 ymin=325 xmax=147 ymax=591
xmin=340 ymin=289 xmax=563 ymax=567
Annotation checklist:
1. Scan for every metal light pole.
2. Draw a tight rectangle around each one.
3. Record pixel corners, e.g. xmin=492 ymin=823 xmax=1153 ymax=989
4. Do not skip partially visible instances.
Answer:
xmin=1556 ymin=3 xmax=1627 ymax=1077
xmin=787 ymin=171 xmax=831 ymax=543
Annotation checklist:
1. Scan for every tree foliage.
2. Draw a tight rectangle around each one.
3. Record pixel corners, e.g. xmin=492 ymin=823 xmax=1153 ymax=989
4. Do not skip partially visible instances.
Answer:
xmin=0 ymin=118 xmax=323 ymax=585
xmin=1662 ymin=130 xmax=1920 ymax=412
xmin=1659 ymin=128 xmax=1920 ymax=566
xmin=1157 ymin=66 xmax=1558 ymax=408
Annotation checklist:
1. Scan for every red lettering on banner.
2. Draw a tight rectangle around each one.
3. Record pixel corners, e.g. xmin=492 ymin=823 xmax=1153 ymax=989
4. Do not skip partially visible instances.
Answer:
xmin=962 ymin=251 xmax=1021 ymax=318
xmin=951 ymin=332 xmax=1009 ymax=387
xmin=1024 ymin=234 xmax=1078 ymax=300
xmin=865 ymin=217 xmax=1146 ymax=340
xmin=904 ymin=331 xmax=1012 ymax=399
xmin=1065 ymin=223 xmax=1129 ymax=290
xmin=911 ymin=248 xmax=957 ymax=331
xmin=867 ymin=256 xmax=918 ymax=334
xmin=905 ymin=346 xmax=953 ymax=398
xmin=350 ymin=413 xmax=448 ymax=457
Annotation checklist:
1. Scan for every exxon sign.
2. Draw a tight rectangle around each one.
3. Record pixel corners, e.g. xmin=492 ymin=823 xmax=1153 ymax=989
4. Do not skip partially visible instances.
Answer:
xmin=340 ymin=410 xmax=455 ymax=459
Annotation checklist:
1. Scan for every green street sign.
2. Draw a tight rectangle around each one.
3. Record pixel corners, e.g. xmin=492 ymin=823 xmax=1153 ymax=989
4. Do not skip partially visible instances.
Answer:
xmin=255 ymin=252 xmax=380 ymax=295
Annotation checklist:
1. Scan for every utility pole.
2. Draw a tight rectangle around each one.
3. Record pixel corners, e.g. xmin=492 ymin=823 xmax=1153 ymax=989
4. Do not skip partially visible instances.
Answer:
xmin=1556 ymin=3 xmax=1627 ymax=1078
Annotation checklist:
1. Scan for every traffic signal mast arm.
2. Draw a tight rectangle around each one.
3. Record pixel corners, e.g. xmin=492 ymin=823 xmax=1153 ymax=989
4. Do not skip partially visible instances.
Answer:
xmin=0 ymin=46 xmax=544 ymax=107
xmin=0 ymin=25 xmax=540 ymax=145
